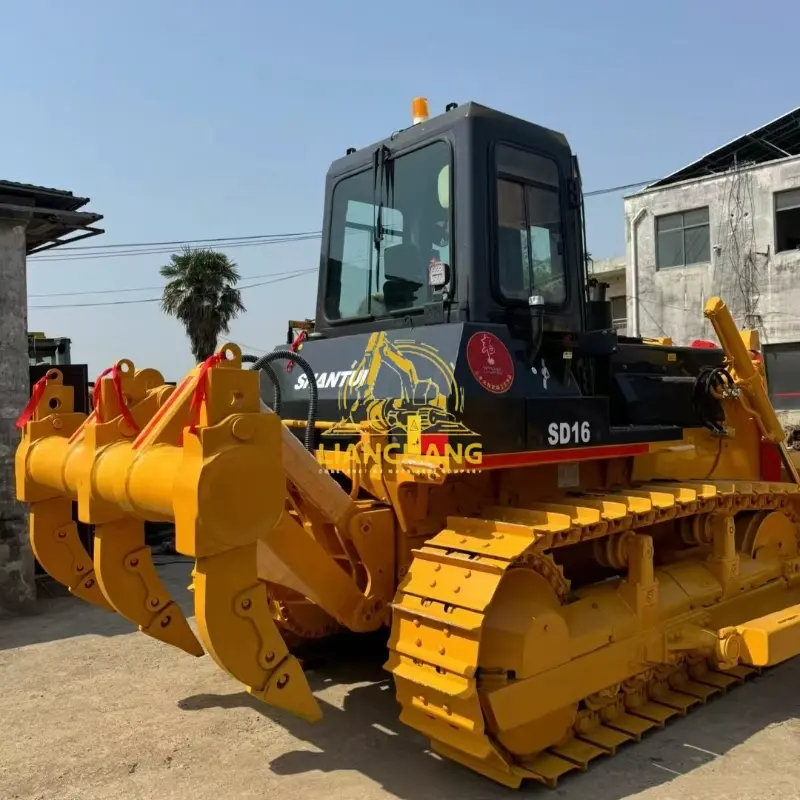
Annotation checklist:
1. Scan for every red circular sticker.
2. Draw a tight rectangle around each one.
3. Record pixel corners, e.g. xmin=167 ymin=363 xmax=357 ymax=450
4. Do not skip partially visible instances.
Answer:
xmin=466 ymin=332 xmax=515 ymax=394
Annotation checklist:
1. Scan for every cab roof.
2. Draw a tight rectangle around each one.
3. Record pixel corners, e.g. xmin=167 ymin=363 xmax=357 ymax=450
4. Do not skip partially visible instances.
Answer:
xmin=326 ymin=101 xmax=572 ymax=178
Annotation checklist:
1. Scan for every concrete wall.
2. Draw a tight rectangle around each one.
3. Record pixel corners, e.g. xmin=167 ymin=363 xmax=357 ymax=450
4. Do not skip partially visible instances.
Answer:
xmin=588 ymin=257 xmax=627 ymax=330
xmin=624 ymin=155 xmax=800 ymax=344
xmin=0 ymin=218 xmax=35 ymax=615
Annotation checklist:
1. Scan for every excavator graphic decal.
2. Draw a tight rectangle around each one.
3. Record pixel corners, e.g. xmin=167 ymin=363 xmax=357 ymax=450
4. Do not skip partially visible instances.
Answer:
xmin=323 ymin=331 xmax=476 ymax=442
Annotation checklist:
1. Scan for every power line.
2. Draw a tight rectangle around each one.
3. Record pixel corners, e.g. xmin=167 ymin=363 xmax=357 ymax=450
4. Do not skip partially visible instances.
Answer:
xmin=236 ymin=341 xmax=272 ymax=354
xmin=28 ymin=177 xmax=656 ymax=263
xmin=29 ymin=267 xmax=309 ymax=298
xmin=584 ymin=179 xmax=654 ymax=197
xmin=28 ymin=269 xmax=316 ymax=310
xmin=29 ymin=233 xmax=321 ymax=262
xmin=32 ymin=230 xmax=322 ymax=254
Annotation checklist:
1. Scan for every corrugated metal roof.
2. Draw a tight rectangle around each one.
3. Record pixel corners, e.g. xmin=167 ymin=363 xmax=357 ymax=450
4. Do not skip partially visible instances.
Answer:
xmin=646 ymin=105 xmax=800 ymax=190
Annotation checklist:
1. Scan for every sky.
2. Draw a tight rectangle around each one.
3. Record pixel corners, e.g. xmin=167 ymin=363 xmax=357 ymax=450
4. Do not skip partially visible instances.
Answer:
xmin=2 ymin=0 xmax=797 ymax=380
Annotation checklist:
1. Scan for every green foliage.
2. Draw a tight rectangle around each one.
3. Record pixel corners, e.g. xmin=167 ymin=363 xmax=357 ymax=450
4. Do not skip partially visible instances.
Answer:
xmin=160 ymin=247 xmax=246 ymax=362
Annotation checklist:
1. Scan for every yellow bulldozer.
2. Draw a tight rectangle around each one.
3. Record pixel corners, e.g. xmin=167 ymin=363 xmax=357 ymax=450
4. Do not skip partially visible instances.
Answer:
xmin=14 ymin=98 xmax=800 ymax=790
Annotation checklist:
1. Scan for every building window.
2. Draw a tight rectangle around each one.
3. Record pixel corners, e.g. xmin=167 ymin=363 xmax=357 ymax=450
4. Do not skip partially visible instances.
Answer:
xmin=610 ymin=296 xmax=626 ymax=332
xmin=655 ymin=207 xmax=710 ymax=269
xmin=775 ymin=188 xmax=800 ymax=253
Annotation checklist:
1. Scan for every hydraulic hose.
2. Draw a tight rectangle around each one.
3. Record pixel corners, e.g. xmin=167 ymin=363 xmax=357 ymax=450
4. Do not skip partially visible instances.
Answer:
xmin=242 ymin=354 xmax=281 ymax=415
xmin=693 ymin=364 xmax=735 ymax=434
xmin=246 ymin=349 xmax=318 ymax=452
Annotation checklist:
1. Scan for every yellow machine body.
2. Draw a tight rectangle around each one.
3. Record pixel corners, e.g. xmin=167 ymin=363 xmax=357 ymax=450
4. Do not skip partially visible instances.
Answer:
xmin=15 ymin=298 xmax=800 ymax=789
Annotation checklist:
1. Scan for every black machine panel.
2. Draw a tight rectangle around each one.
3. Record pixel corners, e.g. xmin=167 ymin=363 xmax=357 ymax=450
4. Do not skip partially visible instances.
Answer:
xmin=609 ymin=342 xmax=727 ymax=429
xmin=264 ymin=323 xmax=725 ymax=458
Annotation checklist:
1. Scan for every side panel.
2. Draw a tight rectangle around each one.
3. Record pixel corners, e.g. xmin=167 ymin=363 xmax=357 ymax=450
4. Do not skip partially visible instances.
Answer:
xmin=266 ymin=324 xmax=698 ymax=458
xmin=273 ymin=323 xmax=588 ymax=457
xmin=610 ymin=342 xmax=726 ymax=428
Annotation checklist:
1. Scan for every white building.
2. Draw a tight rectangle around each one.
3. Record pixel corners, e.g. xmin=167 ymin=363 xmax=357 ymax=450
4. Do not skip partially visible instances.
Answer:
xmin=587 ymin=257 xmax=627 ymax=332
xmin=622 ymin=106 xmax=800 ymax=346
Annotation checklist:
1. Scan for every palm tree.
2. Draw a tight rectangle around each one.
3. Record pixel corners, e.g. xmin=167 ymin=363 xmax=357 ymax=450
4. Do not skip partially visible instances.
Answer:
xmin=160 ymin=247 xmax=246 ymax=362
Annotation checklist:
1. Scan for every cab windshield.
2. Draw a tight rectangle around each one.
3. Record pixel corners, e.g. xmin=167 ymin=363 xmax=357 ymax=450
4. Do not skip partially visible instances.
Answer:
xmin=324 ymin=140 xmax=451 ymax=320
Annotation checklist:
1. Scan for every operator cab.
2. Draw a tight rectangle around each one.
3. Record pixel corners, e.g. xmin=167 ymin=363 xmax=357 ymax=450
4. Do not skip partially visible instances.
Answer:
xmin=315 ymin=99 xmax=590 ymax=341
xmin=272 ymin=99 xmax=727 ymax=455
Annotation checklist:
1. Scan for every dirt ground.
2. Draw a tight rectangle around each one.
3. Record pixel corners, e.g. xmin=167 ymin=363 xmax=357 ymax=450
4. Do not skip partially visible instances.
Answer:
xmin=2 ymin=562 xmax=800 ymax=800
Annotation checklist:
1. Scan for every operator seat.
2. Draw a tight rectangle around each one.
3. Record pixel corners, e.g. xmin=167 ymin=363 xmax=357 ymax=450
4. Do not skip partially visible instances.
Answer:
xmin=357 ymin=241 xmax=427 ymax=316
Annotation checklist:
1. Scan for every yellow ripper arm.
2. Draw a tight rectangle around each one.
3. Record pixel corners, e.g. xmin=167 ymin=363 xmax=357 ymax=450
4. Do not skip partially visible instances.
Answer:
xmin=15 ymin=362 xmax=204 ymax=655
xmin=16 ymin=344 xmax=395 ymax=722
xmin=14 ymin=369 xmax=110 ymax=609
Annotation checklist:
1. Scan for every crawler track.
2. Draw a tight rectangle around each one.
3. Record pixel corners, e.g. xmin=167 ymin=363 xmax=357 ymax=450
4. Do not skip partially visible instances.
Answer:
xmin=384 ymin=479 xmax=800 ymax=788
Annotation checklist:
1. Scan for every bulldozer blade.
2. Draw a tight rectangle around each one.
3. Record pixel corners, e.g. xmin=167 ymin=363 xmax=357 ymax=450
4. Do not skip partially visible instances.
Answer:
xmin=93 ymin=517 xmax=204 ymax=657
xmin=30 ymin=497 xmax=113 ymax=611
xmin=192 ymin=542 xmax=322 ymax=722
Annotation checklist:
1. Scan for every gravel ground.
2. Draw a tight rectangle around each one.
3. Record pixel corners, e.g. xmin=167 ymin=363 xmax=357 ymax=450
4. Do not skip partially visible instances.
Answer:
xmin=2 ymin=561 xmax=800 ymax=800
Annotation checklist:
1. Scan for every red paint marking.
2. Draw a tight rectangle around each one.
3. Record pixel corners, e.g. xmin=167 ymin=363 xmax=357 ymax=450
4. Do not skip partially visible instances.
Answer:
xmin=466 ymin=332 xmax=515 ymax=394
xmin=15 ymin=375 xmax=49 ymax=429
xmin=187 ymin=352 xmax=227 ymax=435
xmin=92 ymin=364 xmax=140 ymax=433
xmin=420 ymin=433 xmax=449 ymax=454
xmin=131 ymin=374 xmax=193 ymax=450
xmin=286 ymin=329 xmax=308 ymax=372
xmin=476 ymin=442 xmax=650 ymax=469
xmin=409 ymin=435 xmax=649 ymax=467
xmin=760 ymin=439 xmax=783 ymax=481
xmin=775 ymin=392 xmax=800 ymax=398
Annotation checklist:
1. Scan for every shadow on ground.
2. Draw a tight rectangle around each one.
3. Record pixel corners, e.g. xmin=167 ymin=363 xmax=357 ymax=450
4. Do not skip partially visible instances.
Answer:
xmin=7 ymin=557 xmax=800 ymax=797
xmin=178 ymin=636 xmax=800 ymax=800
xmin=0 ymin=559 xmax=195 ymax=651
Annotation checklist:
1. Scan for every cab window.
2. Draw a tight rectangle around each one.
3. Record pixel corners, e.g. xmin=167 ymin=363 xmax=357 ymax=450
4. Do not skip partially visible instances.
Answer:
xmin=495 ymin=144 xmax=566 ymax=306
xmin=324 ymin=141 xmax=451 ymax=320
